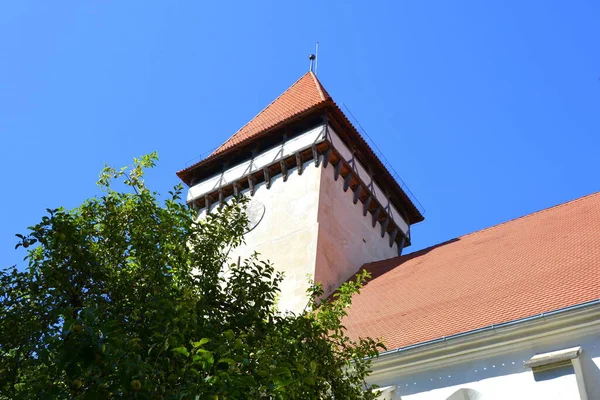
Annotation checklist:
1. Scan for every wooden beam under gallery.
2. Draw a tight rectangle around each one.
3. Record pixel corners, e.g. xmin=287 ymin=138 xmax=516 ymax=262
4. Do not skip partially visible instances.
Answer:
xmin=218 ymin=189 xmax=224 ymax=206
xmin=343 ymin=173 xmax=352 ymax=192
xmin=353 ymin=184 xmax=362 ymax=205
xmin=280 ymin=160 xmax=288 ymax=182
xmin=363 ymin=195 xmax=373 ymax=216
xmin=248 ymin=175 xmax=256 ymax=196
xmin=233 ymin=181 xmax=240 ymax=196
xmin=312 ymin=144 xmax=320 ymax=167
xmin=295 ymin=152 xmax=303 ymax=175
xmin=205 ymin=194 xmax=212 ymax=214
xmin=380 ymin=218 xmax=389 ymax=237
xmin=389 ymin=227 xmax=398 ymax=247
xmin=398 ymin=235 xmax=407 ymax=256
xmin=371 ymin=207 xmax=381 ymax=228
xmin=322 ymin=147 xmax=332 ymax=169
xmin=263 ymin=168 xmax=271 ymax=189
xmin=333 ymin=160 xmax=342 ymax=181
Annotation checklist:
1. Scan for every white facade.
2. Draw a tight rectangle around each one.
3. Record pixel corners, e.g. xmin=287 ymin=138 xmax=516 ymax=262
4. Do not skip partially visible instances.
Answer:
xmin=368 ymin=304 xmax=600 ymax=400
xmin=223 ymin=161 xmax=323 ymax=313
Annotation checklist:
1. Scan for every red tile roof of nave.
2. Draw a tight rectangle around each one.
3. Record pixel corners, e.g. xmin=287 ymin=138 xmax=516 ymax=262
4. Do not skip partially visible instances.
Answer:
xmin=344 ymin=192 xmax=600 ymax=351
xmin=177 ymin=71 xmax=330 ymax=177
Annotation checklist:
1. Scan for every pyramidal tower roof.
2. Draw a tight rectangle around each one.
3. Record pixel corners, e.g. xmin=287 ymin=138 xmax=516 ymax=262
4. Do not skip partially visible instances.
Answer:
xmin=177 ymin=70 xmax=424 ymax=225
xmin=178 ymin=72 xmax=332 ymax=181
xmin=212 ymin=71 xmax=331 ymax=157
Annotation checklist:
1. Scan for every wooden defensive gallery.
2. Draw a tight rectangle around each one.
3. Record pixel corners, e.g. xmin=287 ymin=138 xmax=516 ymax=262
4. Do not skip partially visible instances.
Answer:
xmin=177 ymin=71 xmax=600 ymax=399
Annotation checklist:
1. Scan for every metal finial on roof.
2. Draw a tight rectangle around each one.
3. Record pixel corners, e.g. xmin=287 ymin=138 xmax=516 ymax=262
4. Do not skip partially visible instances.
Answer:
xmin=315 ymin=41 xmax=319 ymax=75
xmin=309 ymin=54 xmax=316 ymax=72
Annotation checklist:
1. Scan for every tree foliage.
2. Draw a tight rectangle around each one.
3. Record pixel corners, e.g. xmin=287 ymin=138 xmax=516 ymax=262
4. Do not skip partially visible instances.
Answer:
xmin=0 ymin=153 xmax=384 ymax=399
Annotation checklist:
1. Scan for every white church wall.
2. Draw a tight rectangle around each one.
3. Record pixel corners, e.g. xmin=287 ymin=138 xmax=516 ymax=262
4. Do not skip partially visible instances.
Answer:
xmin=366 ymin=314 xmax=600 ymax=400
xmin=224 ymin=161 xmax=323 ymax=314
xmin=315 ymin=161 xmax=399 ymax=297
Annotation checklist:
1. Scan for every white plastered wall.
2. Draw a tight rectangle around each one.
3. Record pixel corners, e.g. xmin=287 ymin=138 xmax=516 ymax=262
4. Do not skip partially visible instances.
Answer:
xmin=224 ymin=162 xmax=323 ymax=314
xmin=189 ymin=123 xmax=410 ymax=313
xmin=315 ymin=162 xmax=399 ymax=297
xmin=195 ymin=153 xmax=400 ymax=313
xmin=367 ymin=320 xmax=600 ymax=400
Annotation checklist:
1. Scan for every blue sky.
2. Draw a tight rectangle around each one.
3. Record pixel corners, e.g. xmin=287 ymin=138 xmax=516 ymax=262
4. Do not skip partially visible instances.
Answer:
xmin=1 ymin=1 xmax=599 ymax=268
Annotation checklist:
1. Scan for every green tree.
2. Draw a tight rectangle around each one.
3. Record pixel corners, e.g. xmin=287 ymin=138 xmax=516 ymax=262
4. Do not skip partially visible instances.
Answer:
xmin=0 ymin=153 xmax=384 ymax=399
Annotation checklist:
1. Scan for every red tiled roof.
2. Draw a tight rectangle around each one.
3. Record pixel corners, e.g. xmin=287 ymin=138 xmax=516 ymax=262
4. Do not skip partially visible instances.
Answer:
xmin=178 ymin=71 xmax=330 ymax=179
xmin=176 ymin=71 xmax=424 ymax=224
xmin=210 ymin=71 xmax=330 ymax=157
xmin=345 ymin=192 xmax=600 ymax=350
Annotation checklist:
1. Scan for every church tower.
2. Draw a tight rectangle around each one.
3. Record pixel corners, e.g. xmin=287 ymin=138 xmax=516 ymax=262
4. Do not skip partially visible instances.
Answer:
xmin=177 ymin=71 xmax=423 ymax=313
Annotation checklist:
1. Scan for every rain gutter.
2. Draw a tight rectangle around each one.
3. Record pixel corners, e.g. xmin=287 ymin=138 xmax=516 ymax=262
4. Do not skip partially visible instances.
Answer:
xmin=378 ymin=299 xmax=600 ymax=358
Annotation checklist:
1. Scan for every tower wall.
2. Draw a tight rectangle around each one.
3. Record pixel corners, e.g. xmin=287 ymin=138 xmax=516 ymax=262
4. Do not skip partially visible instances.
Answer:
xmin=182 ymin=72 xmax=422 ymax=316
xmin=225 ymin=161 xmax=322 ymax=314
xmin=315 ymin=162 xmax=399 ymax=297
xmin=190 ymin=123 xmax=411 ymax=314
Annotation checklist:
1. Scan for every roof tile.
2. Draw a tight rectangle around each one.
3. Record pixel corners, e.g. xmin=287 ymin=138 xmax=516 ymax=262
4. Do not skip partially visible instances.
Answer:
xmin=211 ymin=71 xmax=330 ymax=157
xmin=344 ymin=192 xmax=600 ymax=350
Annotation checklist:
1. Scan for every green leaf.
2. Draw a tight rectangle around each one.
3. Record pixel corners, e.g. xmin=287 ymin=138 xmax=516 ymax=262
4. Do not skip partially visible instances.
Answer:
xmin=171 ymin=346 xmax=190 ymax=358
xmin=223 ymin=330 xmax=234 ymax=341
xmin=304 ymin=376 xmax=315 ymax=386
xmin=192 ymin=338 xmax=210 ymax=348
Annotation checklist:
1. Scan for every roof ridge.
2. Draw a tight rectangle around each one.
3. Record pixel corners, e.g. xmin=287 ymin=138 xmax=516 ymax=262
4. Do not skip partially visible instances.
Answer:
xmin=211 ymin=72 xmax=314 ymax=156
xmin=459 ymin=190 xmax=600 ymax=239
xmin=309 ymin=71 xmax=329 ymax=101
xmin=366 ymin=190 xmax=600 ymax=266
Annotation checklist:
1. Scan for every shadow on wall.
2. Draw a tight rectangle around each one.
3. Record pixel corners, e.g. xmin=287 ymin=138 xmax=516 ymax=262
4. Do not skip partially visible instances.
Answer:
xmin=533 ymin=364 xmax=574 ymax=382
